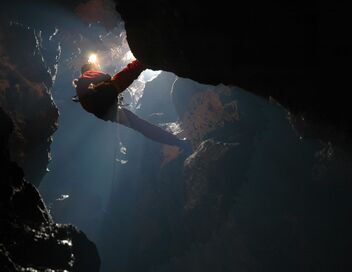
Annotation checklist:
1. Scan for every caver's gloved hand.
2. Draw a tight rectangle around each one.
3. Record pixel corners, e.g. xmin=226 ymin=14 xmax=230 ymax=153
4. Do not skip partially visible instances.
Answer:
xmin=110 ymin=59 xmax=147 ymax=93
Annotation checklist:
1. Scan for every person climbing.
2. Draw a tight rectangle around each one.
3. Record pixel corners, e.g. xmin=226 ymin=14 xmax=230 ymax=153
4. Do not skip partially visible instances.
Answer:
xmin=73 ymin=57 xmax=191 ymax=150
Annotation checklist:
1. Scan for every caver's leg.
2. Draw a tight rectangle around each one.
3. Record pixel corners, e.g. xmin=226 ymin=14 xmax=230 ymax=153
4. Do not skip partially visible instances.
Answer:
xmin=117 ymin=107 xmax=182 ymax=146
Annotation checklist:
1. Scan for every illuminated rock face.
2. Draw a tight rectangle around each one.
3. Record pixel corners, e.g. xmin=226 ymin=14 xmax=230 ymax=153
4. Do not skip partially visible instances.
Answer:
xmin=0 ymin=108 xmax=100 ymax=271
xmin=116 ymin=0 xmax=351 ymax=144
xmin=0 ymin=22 xmax=59 ymax=186
xmin=172 ymin=79 xmax=240 ymax=146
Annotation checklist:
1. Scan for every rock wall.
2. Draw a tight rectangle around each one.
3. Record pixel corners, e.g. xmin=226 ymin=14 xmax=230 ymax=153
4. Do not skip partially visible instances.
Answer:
xmin=0 ymin=107 xmax=100 ymax=271
xmin=1 ymin=1 xmax=349 ymax=271
xmin=0 ymin=22 xmax=59 ymax=186
xmin=0 ymin=16 xmax=101 ymax=272
xmin=95 ymin=72 xmax=352 ymax=271
xmin=115 ymin=0 xmax=351 ymax=143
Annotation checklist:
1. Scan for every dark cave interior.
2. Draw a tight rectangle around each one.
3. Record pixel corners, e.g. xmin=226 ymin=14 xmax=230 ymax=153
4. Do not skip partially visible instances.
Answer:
xmin=1 ymin=1 xmax=352 ymax=271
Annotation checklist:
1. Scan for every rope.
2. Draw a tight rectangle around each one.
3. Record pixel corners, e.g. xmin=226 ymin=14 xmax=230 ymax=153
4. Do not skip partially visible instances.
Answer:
xmin=107 ymin=98 xmax=120 ymax=208
xmin=110 ymin=93 xmax=127 ymax=192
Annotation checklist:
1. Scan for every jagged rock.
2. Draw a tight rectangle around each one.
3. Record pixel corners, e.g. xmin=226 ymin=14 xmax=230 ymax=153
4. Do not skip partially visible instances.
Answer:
xmin=182 ymin=139 xmax=245 ymax=244
xmin=172 ymin=80 xmax=239 ymax=146
xmin=0 ymin=107 xmax=101 ymax=271
xmin=184 ymin=140 xmax=239 ymax=210
xmin=0 ymin=22 xmax=59 ymax=185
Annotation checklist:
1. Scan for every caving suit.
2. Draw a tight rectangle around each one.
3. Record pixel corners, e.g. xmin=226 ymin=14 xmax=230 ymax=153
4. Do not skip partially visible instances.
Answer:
xmin=75 ymin=60 xmax=182 ymax=146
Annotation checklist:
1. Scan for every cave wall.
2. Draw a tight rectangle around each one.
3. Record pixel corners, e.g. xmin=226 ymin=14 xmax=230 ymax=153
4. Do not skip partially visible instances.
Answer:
xmin=0 ymin=107 xmax=100 ymax=271
xmin=95 ymin=72 xmax=352 ymax=271
xmin=0 ymin=7 xmax=102 ymax=271
xmin=115 ymin=0 xmax=351 ymax=143
xmin=0 ymin=22 xmax=59 ymax=186
xmin=1 ymin=1 xmax=349 ymax=271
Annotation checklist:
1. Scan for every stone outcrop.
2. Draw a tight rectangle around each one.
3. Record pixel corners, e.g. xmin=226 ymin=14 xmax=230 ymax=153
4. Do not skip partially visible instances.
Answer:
xmin=115 ymin=0 xmax=351 ymax=143
xmin=0 ymin=107 xmax=101 ymax=271
xmin=0 ymin=17 xmax=101 ymax=271
xmin=172 ymin=78 xmax=240 ymax=146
